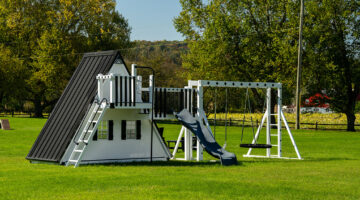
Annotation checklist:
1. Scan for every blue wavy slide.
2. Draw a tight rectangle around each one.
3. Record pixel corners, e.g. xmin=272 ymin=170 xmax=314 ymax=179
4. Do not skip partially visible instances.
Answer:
xmin=175 ymin=109 xmax=237 ymax=166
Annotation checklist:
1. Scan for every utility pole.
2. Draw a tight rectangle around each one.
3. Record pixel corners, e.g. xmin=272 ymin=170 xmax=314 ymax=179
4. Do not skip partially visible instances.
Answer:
xmin=296 ymin=0 xmax=304 ymax=130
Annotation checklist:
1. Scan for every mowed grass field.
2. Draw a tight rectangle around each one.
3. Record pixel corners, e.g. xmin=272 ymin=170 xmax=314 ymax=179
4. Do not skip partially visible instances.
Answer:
xmin=0 ymin=117 xmax=360 ymax=199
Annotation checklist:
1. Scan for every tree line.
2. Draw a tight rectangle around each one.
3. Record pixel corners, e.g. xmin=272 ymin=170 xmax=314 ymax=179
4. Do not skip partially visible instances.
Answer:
xmin=174 ymin=0 xmax=360 ymax=131
xmin=0 ymin=0 xmax=359 ymax=131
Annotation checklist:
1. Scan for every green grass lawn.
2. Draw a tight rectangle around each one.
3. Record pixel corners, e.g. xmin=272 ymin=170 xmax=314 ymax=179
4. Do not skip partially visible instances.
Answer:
xmin=0 ymin=117 xmax=360 ymax=199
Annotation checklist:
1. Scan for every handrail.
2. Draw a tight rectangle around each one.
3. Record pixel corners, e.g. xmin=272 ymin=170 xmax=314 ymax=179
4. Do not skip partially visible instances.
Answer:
xmin=72 ymin=98 xmax=108 ymax=145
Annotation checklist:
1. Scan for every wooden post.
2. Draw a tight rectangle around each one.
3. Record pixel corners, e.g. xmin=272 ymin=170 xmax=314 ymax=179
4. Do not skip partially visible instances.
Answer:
xmin=295 ymin=0 xmax=304 ymax=130
xmin=315 ymin=121 xmax=318 ymax=130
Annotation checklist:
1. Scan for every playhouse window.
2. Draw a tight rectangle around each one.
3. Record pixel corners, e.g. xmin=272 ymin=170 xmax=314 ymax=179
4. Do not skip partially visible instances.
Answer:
xmin=98 ymin=121 xmax=108 ymax=139
xmin=126 ymin=121 xmax=137 ymax=139
xmin=121 ymin=120 xmax=141 ymax=140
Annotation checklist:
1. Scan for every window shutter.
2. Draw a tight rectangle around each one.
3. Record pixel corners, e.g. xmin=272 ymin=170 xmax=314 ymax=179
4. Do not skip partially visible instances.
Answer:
xmin=121 ymin=120 xmax=126 ymax=140
xmin=136 ymin=120 xmax=141 ymax=140
xmin=92 ymin=122 xmax=97 ymax=141
xmin=108 ymin=120 xmax=113 ymax=140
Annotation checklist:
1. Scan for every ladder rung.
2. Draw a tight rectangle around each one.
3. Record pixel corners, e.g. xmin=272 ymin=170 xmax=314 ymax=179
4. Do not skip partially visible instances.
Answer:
xmin=88 ymin=120 xmax=98 ymax=123
xmin=270 ymin=134 xmax=278 ymax=136
xmin=68 ymin=160 xmax=78 ymax=163
xmin=83 ymin=129 xmax=94 ymax=133
xmin=76 ymin=139 xmax=86 ymax=143
xmin=272 ymin=145 xmax=278 ymax=147
xmin=74 ymin=150 xmax=83 ymax=153
xmin=93 ymin=110 xmax=102 ymax=113
xmin=270 ymin=124 xmax=278 ymax=126
xmin=77 ymin=139 xmax=89 ymax=143
xmin=270 ymin=114 xmax=278 ymax=116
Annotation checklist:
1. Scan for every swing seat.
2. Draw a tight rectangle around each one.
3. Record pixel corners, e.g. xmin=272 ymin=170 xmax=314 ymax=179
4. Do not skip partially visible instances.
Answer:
xmin=240 ymin=144 xmax=272 ymax=148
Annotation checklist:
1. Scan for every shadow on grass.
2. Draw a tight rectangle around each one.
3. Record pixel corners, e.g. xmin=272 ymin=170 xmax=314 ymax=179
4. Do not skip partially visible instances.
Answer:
xmin=302 ymin=157 xmax=358 ymax=162
xmin=239 ymin=156 xmax=358 ymax=163
xmin=83 ymin=160 xmax=243 ymax=167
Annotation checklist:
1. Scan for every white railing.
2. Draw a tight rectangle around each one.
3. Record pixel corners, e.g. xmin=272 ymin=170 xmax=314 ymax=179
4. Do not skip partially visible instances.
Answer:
xmin=97 ymin=74 xmax=147 ymax=107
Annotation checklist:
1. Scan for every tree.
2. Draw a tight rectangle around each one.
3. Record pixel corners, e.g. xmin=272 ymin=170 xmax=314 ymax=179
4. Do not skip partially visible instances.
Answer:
xmin=174 ymin=0 xmax=299 ymax=113
xmin=302 ymin=0 xmax=360 ymax=131
xmin=124 ymin=40 xmax=187 ymax=88
xmin=0 ymin=0 xmax=131 ymax=117
xmin=0 ymin=45 xmax=26 ymax=111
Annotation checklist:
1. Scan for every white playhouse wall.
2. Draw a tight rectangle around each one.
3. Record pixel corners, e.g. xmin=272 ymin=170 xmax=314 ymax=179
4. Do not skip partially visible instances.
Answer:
xmin=61 ymin=56 xmax=170 ymax=165
xmin=79 ymin=109 xmax=170 ymax=164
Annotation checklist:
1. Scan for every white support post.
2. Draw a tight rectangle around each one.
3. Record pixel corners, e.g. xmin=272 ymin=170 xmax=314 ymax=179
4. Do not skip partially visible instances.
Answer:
xmin=131 ymin=64 xmax=137 ymax=77
xmin=246 ymin=110 xmax=267 ymax=156
xmin=97 ymin=78 xmax=101 ymax=100
xmin=277 ymin=86 xmax=282 ymax=157
xmin=281 ymin=111 xmax=302 ymax=159
xmin=184 ymin=86 xmax=193 ymax=160
xmin=196 ymin=82 xmax=204 ymax=161
xmin=196 ymin=139 xmax=203 ymax=161
xmin=149 ymin=75 xmax=154 ymax=104
xmin=172 ymin=127 xmax=185 ymax=158
xmin=136 ymin=76 xmax=142 ymax=102
xmin=131 ymin=64 xmax=138 ymax=105
xmin=197 ymin=81 xmax=203 ymax=114
xmin=266 ymin=88 xmax=271 ymax=157
xmin=184 ymin=128 xmax=190 ymax=160
xmin=109 ymin=74 xmax=115 ymax=105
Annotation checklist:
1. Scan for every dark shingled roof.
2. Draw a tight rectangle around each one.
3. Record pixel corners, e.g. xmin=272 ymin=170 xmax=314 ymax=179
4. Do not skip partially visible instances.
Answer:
xmin=27 ymin=50 xmax=128 ymax=163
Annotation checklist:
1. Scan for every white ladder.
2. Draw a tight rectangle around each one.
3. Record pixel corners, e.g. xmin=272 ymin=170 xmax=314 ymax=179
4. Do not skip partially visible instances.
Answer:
xmin=66 ymin=101 xmax=107 ymax=167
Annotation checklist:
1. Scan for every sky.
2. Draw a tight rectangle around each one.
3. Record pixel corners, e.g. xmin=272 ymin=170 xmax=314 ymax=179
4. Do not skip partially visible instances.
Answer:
xmin=116 ymin=0 xmax=184 ymax=41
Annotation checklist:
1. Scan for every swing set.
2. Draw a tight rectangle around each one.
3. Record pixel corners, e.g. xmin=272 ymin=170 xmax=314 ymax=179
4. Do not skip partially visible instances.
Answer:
xmin=172 ymin=80 xmax=302 ymax=161
xmin=211 ymin=87 xmax=273 ymax=149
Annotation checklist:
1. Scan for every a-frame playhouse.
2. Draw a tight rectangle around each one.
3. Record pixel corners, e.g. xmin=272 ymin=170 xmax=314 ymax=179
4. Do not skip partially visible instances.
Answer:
xmin=26 ymin=51 xmax=171 ymax=166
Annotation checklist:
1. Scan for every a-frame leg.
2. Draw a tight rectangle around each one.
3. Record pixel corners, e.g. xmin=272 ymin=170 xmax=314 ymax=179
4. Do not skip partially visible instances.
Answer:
xmin=281 ymin=111 xmax=302 ymax=159
xmin=171 ymin=126 xmax=185 ymax=159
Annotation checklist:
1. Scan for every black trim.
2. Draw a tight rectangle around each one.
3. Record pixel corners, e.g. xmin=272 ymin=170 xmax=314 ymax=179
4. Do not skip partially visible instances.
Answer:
xmin=115 ymin=76 xmax=118 ymax=107
xmin=154 ymin=88 xmax=158 ymax=117
xmin=120 ymin=76 xmax=123 ymax=106
xmin=180 ymin=89 xmax=184 ymax=110
xmin=132 ymin=77 xmax=136 ymax=106
xmin=124 ymin=76 xmax=127 ymax=106
xmin=108 ymin=120 xmax=113 ymax=140
xmin=136 ymin=120 xmax=141 ymax=140
xmin=178 ymin=91 xmax=181 ymax=112
xmin=121 ymin=120 xmax=126 ymax=140
xmin=92 ymin=127 xmax=98 ymax=141
xmin=163 ymin=89 xmax=167 ymax=118
xmin=91 ymin=122 xmax=98 ymax=141
xmin=128 ymin=76 xmax=132 ymax=106
xmin=159 ymin=88 xmax=163 ymax=117
xmin=240 ymin=144 xmax=272 ymax=148
xmin=188 ymin=89 xmax=191 ymax=113
xmin=192 ymin=89 xmax=197 ymax=117
xmin=186 ymin=89 xmax=188 ymax=112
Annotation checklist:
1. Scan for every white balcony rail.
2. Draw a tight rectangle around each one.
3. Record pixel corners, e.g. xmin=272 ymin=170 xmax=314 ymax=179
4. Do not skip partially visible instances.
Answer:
xmin=97 ymin=74 xmax=150 ymax=108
